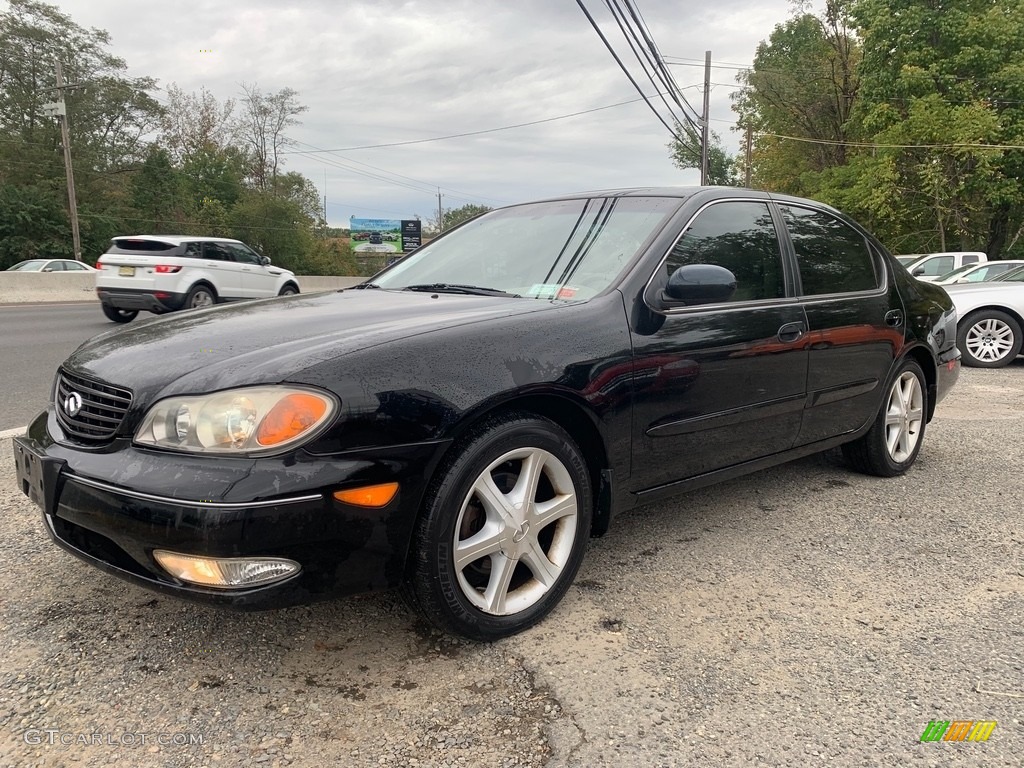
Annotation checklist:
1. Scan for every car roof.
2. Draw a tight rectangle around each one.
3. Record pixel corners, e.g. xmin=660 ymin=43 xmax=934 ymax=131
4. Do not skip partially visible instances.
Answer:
xmin=111 ymin=235 xmax=243 ymax=246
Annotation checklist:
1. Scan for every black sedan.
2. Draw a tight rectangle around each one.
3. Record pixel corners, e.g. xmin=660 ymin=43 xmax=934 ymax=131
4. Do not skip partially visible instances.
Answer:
xmin=13 ymin=187 xmax=960 ymax=640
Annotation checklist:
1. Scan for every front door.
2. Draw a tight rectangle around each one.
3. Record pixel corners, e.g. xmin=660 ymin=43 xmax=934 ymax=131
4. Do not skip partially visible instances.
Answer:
xmin=630 ymin=200 xmax=809 ymax=491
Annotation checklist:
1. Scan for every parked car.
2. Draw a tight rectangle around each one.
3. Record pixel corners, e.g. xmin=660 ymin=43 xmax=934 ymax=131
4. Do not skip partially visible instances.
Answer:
xmin=7 ymin=259 xmax=96 ymax=272
xmin=94 ymin=236 xmax=299 ymax=323
xmin=368 ymin=232 xmax=384 ymax=245
xmin=13 ymin=188 xmax=959 ymax=640
xmin=895 ymin=254 xmax=925 ymax=267
xmin=945 ymin=267 xmax=1024 ymax=367
xmin=904 ymin=251 xmax=987 ymax=281
xmin=932 ymin=260 xmax=1024 ymax=285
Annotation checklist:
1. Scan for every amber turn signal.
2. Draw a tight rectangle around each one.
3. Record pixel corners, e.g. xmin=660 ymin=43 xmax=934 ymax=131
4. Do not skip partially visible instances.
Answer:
xmin=333 ymin=482 xmax=399 ymax=508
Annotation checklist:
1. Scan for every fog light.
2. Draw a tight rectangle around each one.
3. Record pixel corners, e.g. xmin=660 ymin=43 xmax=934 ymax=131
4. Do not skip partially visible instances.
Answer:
xmin=153 ymin=550 xmax=299 ymax=588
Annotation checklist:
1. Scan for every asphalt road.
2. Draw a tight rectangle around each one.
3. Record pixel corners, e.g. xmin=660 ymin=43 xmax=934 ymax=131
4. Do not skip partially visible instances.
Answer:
xmin=0 ymin=303 xmax=112 ymax=432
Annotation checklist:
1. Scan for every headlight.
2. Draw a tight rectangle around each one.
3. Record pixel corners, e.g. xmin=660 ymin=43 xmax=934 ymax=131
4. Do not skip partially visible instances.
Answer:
xmin=134 ymin=386 xmax=336 ymax=455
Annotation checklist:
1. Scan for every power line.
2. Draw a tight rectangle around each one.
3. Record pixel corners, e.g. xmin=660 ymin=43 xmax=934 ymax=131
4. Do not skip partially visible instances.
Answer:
xmin=759 ymin=132 xmax=1024 ymax=150
xmin=279 ymin=96 xmax=653 ymax=155
xmin=573 ymin=0 xmax=684 ymax=143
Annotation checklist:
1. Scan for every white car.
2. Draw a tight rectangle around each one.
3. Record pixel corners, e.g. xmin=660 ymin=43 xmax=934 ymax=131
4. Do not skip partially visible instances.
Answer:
xmin=945 ymin=268 xmax=1024 ymax=367
xmin=932 ymin=260 xmax=1024 ymax=285
xmin=7 ymin=258 xmax=97 ymax=272
xmin=904 ymin=251 xmax=987 ymax=282
xmin=95 ymin=236 xmax=299 ymax=323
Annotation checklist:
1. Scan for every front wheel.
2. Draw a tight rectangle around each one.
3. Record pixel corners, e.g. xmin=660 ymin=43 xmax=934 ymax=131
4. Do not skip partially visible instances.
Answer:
xmin=278 ymin=283 xmax=299 ymax=296
xmin=101 ymin=304 xmax=138 ymax=323
xmin=957 ymin=310 xmax=1022 ymax=368
xmin=842 ymin=358 xmax=927 ymax=477
xmin=405 ymin=414 xmax=592 ymax=640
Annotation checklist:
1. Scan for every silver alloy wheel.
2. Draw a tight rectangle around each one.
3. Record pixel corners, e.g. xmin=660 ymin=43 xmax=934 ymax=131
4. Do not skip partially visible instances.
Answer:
xmin=884 ymin=371 xmax=924 ymax=463
xmin=965 ymin=317 xmax=1015 ymax=363
xmin=453 ymin=447 xmax=578 ymax=616
xmin=189 ymin=290 xmax=214 ymax=308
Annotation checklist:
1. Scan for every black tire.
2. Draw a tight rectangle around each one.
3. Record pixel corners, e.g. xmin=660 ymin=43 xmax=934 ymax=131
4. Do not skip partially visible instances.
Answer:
xmin=957 ymin=309 xmax=1022 ymax=368
xmin=278 ymin=283 xmax=299 ymax=296
xmin=405 ymin=413 xmax=592 ymax=641
xmin=842 ymin=358 xmax=928 ymax=477
xmin=101 ymin=304 xmax=138 ymax=323
xmin=183 ymin=284 xmax=216 ymax=310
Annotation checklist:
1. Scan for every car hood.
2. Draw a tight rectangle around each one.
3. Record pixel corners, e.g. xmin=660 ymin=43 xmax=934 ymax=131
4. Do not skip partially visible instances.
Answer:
xmin=64 ymin=289 xmax=563 ymax=401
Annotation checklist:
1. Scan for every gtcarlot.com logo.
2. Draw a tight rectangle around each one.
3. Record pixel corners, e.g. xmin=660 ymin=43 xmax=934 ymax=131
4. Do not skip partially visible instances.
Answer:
xmin=920 ymin=720 xmax=997 ymax=742
xmin=24 ymin=729 xmax=204 ymax=747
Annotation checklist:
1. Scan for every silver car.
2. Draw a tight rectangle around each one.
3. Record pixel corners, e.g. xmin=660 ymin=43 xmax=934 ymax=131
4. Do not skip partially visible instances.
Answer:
xmin=946 ymin=267 xmax=1024 ymax=367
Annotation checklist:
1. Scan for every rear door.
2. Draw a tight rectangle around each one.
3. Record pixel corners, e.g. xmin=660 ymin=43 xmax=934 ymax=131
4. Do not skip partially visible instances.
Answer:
xmin=201 ymin=242 xmax=246 ymax=299
xmin=630 ymin=199 xmax=809 ymax=489
xmin=226 ymin=243 xmax=278 ymax=297
xmin=776 ymin=203 xmax=902 ymax=445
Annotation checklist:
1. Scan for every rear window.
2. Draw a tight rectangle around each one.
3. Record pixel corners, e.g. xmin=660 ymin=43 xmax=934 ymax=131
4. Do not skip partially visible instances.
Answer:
xmin=108 ymin=239 xmax=178 ymax=253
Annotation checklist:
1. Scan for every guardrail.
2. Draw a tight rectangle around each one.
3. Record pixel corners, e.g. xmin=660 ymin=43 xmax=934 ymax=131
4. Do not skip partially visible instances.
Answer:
xmin=0 ymin=273 xmax=365 ymax=304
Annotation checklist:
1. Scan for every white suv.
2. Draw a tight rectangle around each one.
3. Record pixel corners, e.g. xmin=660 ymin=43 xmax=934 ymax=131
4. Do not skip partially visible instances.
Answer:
xmin=95 ymin=236 xmax=299 ymax=323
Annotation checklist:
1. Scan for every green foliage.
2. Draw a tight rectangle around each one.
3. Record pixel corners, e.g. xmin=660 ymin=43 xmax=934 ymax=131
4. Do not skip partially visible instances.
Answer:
xmin=443 ymin=203 xmax=492 ymax=230
xmin=0 ymin=183 xmax=68 ymax=268
xmin=668 ymin=123 xmax=740 ymax=186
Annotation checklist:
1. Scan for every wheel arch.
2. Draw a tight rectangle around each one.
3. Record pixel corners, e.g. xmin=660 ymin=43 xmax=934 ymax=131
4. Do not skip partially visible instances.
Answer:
xmin=440 ymin=390 xmax=614 ymax=537
xmin=900 ymin=343 xmax=938 ymax=421
xmin=186 ymin=280 xmax=218 ymax=300
xmin=958 ymin=304 xmax=1024 ymax=333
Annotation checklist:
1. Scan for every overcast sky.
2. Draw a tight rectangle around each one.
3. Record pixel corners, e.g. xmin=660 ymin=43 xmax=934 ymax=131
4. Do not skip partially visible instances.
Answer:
xmin=49 ymin=0 xmax=799 ymax=227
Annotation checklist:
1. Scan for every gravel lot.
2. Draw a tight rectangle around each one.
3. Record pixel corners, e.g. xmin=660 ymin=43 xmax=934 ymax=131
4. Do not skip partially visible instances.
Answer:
xmin=1 ymin=366 xmax=1022 ymax=767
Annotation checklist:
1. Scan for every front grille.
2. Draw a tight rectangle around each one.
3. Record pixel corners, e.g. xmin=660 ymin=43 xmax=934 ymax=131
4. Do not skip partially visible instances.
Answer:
xmin=54 ymin=369 xmax=133 ymax=443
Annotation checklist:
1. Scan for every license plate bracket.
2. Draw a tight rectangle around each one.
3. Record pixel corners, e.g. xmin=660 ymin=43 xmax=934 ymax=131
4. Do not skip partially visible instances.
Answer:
xmin=118 ymin=266 xmax=135 ymax=277
xmin=13 ymin=437 xmax=65 ymax=516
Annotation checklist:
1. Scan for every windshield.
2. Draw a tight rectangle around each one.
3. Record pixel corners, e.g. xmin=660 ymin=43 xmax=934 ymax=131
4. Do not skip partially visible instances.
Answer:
xmin=372 ymin=197 xmax=679 ymax=299
xmin=8 ymin=260 xmax=47 ymax=271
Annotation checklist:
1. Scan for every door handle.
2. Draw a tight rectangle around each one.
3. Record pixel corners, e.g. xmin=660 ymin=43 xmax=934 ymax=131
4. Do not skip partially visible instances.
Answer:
xmin=885 ymin=310 xmax=904 ymax=327
xmin=777 ymin=321 xmax=805 ymax=343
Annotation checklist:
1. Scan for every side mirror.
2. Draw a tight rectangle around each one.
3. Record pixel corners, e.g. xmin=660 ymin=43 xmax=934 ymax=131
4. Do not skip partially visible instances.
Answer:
xmin=664 ymin=264 xmax=737 ymax=305
xmin=912 ymin=267 xmax=926 ymax=276
xmin=259 ymin=255 xmax=271 ymax=266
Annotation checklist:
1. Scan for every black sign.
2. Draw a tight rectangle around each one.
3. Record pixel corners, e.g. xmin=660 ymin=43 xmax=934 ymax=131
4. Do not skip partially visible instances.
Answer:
xmin=400 ymin=220 xmax=422 ymax=252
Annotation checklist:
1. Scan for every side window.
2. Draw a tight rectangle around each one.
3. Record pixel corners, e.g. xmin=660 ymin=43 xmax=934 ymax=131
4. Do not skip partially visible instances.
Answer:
xmin=663 ymin=201 xmax=785 ymax=302
xmin=781 ymin=205 xmax=879 ymax=295
xmin=227 ymin=244 xmax=261 ymax=265
xmin=183 ymin=242 xmax=202 ymax=258
xmin=919 ymin=256 xmax=954 ymax=276
xmin=47 ymin=261 xmax=65 ymax=271
xmin=962 ymin=254 xmax=981 ymax=265
xmin=203 ymin=242 xmax=230 ymax=261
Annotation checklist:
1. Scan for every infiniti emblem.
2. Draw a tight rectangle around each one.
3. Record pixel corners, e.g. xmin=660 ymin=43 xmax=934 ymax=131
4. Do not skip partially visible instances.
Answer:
xmin=64 ymin=392 xmax=83 ymax=418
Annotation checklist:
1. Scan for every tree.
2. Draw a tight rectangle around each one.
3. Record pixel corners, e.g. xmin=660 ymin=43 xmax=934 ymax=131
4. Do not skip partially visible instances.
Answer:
xmin=236 ymin=83 xmax=307 ymax=191
xmin=731 ymin=1 xmax=861 ymax=196
xmin=159 ymin=84 xmax=236 ymax=164
xmin=850 ymin=0 xmax=1024 ymax=257
xmin=668 ymin=123 xmax=739 ymax=186
xmin=129 ymin=147 xmax=184 ymax=233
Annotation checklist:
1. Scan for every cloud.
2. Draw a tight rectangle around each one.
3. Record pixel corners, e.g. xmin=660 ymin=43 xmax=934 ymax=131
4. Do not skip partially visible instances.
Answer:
xmin=55 ymin=0 xmax=796 ymax=224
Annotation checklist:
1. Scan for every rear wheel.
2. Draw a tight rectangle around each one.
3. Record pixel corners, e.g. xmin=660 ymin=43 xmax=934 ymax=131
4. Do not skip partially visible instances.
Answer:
xmin=405 ymin=414 xmax=592 ymax=640
xmin=184 ymin=285 xmax=216 ymax=310
xmin=101 ymin=304 xmax=137 ymax=323
xmin=957 ymin=310 xmax=1022 ymax=368
xmin=842 ymin=358 xmax=927 ymax=477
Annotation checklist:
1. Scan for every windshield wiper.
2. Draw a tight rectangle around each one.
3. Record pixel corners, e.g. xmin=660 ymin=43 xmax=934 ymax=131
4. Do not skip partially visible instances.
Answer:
xmin=354 ymin=282 xmax=380 ymax=289
xmin=402 ymin=283 xmax=521 ymax=298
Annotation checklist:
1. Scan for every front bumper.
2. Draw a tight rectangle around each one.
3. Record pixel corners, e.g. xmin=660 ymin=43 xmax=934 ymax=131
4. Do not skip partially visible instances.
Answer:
xmin=97 ymin=287 xmax=186 ymax=313
xmin=13 ymin=408 xmax=450 ymax=609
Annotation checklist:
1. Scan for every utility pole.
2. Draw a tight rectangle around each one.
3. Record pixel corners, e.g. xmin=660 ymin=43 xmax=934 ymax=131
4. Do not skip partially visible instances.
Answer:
xmin=744 ymin=124 xmax=753 ymax=188
xmin=436 ymin=188 xmax=444 ymax=234
xmin=700 ymin=50 xmax=711 ymax=186
xmin=54 ymin=61 xmax=82 ymax=262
